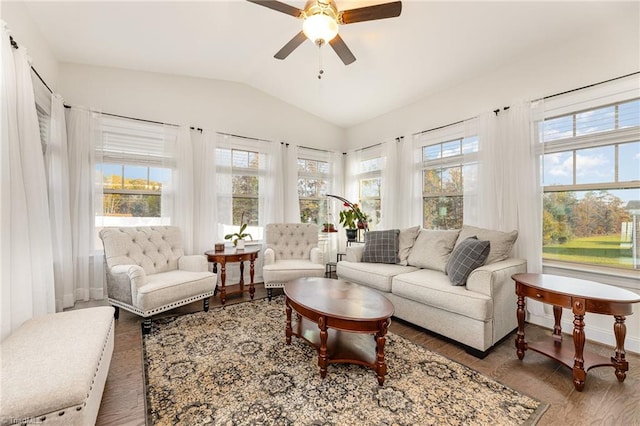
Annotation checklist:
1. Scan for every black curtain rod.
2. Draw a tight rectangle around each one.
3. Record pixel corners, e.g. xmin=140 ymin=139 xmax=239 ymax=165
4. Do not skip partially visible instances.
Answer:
xmin=541 ymin=71 xmax=639 ymax=101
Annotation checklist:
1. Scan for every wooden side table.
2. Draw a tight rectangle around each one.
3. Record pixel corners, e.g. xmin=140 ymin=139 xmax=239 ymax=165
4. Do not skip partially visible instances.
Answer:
xmin=205 ymin=246 xmax=260 ymax=305
xmin=512 ymin=273 xmax=640 ymax=391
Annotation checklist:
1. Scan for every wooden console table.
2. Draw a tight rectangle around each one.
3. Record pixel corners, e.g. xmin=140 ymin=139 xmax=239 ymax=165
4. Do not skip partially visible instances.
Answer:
xmin=205 ymin=246 xmax=260 ymax=305
xmin=512 ymin=273 xmax=640 ymax=391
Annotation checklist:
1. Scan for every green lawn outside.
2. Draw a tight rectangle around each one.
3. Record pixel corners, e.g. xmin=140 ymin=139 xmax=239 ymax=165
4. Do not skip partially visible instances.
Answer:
xmin=543 ymin=234 xmax=635 ymax=269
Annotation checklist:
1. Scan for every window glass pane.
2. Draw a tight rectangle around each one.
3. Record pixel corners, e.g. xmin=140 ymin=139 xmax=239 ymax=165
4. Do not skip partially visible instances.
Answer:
xmin=318 ymin=161 xmax=329 ymax=174
xmin=619 ymin=99 xmax=640 ymax=129
xmin=232 ymin=175 xmax=259 ymax=196
xmin=149 ymin=167 xmax=169 ymax=191
xmin=101 ymin=164 xmax=122 ymax=189
xmin=423 ymin=196 xmax=463 ymax=230
xmin=216 ymin=148 xmax=231 ymax=166
xmin=232 ymin=150 xmax=248 ymax=168
xmin=102 ymin=194 xmax=161 ymax=217
xmin=542 ymin=115 xmax=573 ymax=141
xmin=297 ymin=159 xmax=306 ymax=172
xmin=542 ymin=189 xmax=638 ymax=269
xmin=618 ymin=141 xmax=640 ymax=182
xmin=360 ymin=178 xmax=380 ymax=198
xmin=441 ymin=166 xmax=462 ymax=192
xmin=300 ymin=199 xmax=326 ymax=224
xmin=576 ymin=106 xmax=615 ymax=136
xmin=575 ymin=146 xmax=614 ymax=184
xmin=462 ymin=136 xmax=478 ymax=154
xmin=360 ymin=198 xmax=380 ymax=228
xmin=123 ymin=165 xmax=148 ymax=190
xmin=423 ymin=169 xmax=441 ymax=193
xmin=543 ymin=152 xmax=573 ymax=186
xmin=360 ymin=158 xmax=382 ymax=173
xmin=423 ymin=145 xmax=441 ymax=161
xmin=441 ymin=140 xmax=461 ymax=158
xmin=232 ymin=198 xmax=258 ymax=226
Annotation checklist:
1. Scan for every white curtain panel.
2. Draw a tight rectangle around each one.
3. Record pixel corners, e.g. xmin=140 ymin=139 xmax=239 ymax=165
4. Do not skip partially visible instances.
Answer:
xmin=0 ymin=28 xmax=56 ymax=339
xmin=380 ymin=140 xmax=398 ymax=229
xmin=283 ymin=144 xmax=301 ymax=223
xmin=192 ymin=129 xmax=220 ymax=253
xmin=215 ymin=134 xmax=233 ymax=240
xmin=66 ymin=107 xmax=104 ymax=302
xmin=259 ymin=141 xmax=284 ymax=226
xmin=399 ymin=136 xmax=423 ymax=229
xmin=164 ymin=125 xmax=195 ymax=253
xmin=46 ymin=94 xmax=75 ymax=310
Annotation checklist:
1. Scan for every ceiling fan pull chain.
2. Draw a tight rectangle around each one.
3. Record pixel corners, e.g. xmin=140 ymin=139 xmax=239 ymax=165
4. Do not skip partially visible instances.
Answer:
xmin=317 ymin=40 xmax=324 ymax=80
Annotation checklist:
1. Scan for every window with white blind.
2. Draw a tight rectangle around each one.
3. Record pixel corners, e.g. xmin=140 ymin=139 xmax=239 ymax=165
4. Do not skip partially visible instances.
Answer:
xmin=215 ymin=147 xmax=261 ymax=226
xmin=416 ymin=125 xmax=478 ymax=230
xmin=357 ymin=156 xmax=382 ymax=229
xmin=540 ymin=92 xmax=640 ymax=270
xmin=96 ymin=116 xmax=171 ymax=227
xmin=297 ymin=153 xmax=330 ymax=224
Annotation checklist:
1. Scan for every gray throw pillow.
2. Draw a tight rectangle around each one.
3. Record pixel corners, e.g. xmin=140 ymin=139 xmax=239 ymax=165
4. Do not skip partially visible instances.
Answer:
xmin=446 ymin=236 xmax=490 ymax=286
xmin=362 ymin=229 xmax=400 ymax=264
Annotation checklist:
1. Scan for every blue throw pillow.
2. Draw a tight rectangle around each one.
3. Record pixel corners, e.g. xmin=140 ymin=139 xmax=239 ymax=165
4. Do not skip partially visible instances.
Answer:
xmin=362 ymin=229 xmax=400 ymax=264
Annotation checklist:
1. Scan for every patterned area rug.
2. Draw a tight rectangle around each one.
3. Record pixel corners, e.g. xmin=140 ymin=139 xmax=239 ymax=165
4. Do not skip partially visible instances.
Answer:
xmin=143 ymin=297 xmax=547 ymax=425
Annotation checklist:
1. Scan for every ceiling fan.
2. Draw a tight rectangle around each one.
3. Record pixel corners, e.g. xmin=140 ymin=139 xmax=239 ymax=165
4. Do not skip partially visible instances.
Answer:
xmin=246 ymin=0 xmax=402 ymax=66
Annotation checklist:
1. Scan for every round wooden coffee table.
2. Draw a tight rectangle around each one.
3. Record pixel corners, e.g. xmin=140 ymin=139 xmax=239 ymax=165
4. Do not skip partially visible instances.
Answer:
xmin=284 ymin=277 xmax=395 ymax=385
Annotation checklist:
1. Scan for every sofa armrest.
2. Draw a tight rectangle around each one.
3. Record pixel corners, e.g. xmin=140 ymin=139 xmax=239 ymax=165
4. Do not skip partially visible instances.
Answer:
xmin=179 ymin=255 xmax=209 ymax=272
xmin=466 ymin=258 xmax=527 ymax=297
xmin=264 ymin=247 xmax=275 ymax=265
xmin=310 ymin=247 xmax=323 ymax=264
xmin=345 ymin=245 xmax=365 ymax=262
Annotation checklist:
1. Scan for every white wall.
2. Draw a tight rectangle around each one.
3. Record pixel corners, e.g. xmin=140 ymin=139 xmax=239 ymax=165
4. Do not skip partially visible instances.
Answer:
xmin=57 ymin=63 xmax=345 ymax=150
xmin=1 ymin=1 xmax=59 ymax=90
xmin=346 ymin=15 xmax=640 ymax=148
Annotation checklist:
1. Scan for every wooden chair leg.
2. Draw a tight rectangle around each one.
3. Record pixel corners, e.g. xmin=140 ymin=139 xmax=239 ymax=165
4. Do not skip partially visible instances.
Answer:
xmin=203 ymin=297 xmax=210 ymax=312
xmin=113 ymin=306 xmax=120 ymax=320
xmin=267 ymin=288 xmax=273 ymax=301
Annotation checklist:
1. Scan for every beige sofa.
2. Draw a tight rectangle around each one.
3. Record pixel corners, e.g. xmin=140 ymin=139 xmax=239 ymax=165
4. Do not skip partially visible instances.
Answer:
xmin=337 ymin=225 xmax=527 ymax=357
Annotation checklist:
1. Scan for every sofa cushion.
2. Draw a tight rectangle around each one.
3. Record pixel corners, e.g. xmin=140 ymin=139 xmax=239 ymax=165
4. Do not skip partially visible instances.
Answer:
xmin=362 ymin=229 xmax=400 ymax=264
xmin=407 ymin=229 xmax=460 ymax=272
xmin=397 ymin=225 xmax=420 ymax=266
xmin=139 ymin=270 xmax=217 ymax=311
xmin=263 ymin=259 xmax=325 ymax=283
xmin=392 ymin=269 xmax=493 ymax=321
xmin=456 ymin=225 xmax=518 ymax=265
xmin=446 ymin=236 xmax=490 ymax=286
xmin=337 ymin=261 xmax=418 ymax=292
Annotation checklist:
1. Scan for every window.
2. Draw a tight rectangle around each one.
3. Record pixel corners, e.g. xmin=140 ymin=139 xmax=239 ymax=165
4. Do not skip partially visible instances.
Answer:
xmin=356 ymin=156 xmax=382 ymax=228
xmin=540 ymin=98 xmax=640 ymax=270
xmin=96 ymin=117 xmax=171 ymax=228
xmin=216 ymin=147 xmax=260 ymax=226
xmin=297 ymin=156 xmax=329 ymax=224
xmin=418 ymin=133 xmax=478 ymax=229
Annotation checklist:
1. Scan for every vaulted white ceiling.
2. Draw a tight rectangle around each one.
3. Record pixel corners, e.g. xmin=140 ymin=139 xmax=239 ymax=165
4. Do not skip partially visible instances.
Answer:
xmin=20 ymin=1 xmax=634 ymax=128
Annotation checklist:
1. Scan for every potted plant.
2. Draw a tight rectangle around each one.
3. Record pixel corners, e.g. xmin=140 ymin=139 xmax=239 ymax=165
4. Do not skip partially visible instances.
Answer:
xmin=322 ymin=223 xmax=337 ymax=233
xmin=224 ymin=212 xmax=253 ymax=249
xmin=338 ymin=203 xmax=369 ymax=241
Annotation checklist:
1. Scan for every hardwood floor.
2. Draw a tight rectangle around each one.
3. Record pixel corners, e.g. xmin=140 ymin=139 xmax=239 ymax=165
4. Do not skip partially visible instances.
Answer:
xmin=76 ymin=284 xmax=640 ymax=426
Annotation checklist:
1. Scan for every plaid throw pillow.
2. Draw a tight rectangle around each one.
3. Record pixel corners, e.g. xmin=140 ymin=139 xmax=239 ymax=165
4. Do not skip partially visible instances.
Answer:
xmin=362 ymin=229 xmax=400 ymax=264
xmin=446 ymin=236 xmax=490 ymax=286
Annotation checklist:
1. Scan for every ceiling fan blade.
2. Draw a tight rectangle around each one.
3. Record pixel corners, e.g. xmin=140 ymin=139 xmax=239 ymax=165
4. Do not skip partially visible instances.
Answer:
xmin=329 ymin=35 xmax=356 ymax=65
xmin=274 ymin=31 xmax=308 ymax=60
xmin=246 ymin=0 xmax=303 ymax=18
xmin=340 ymin=1 xmax=402 ymax=24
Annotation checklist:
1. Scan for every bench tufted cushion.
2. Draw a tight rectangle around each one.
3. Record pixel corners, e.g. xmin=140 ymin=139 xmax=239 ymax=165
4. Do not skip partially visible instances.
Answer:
xmin=99 ymin=226 xmax=184 ymax=275
xmin=265 ymin=223 xmax=319 ymax=260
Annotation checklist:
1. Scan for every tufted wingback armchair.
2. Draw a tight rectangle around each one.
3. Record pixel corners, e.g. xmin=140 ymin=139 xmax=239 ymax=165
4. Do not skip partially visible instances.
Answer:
xmin=99 ymin=226 xmax=216 ymax=333
xmin=263 ymin=223 xmax=325 ymax=300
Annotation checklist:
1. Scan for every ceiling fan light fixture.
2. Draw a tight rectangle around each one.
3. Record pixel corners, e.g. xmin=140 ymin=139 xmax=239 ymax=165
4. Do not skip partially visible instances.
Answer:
xmin=302 ymin=13 xmax=338 ymax=44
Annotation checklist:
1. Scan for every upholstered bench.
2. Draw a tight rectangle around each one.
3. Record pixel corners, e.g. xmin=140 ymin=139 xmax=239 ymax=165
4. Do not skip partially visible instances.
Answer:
xmin=0 ymin=306 xmax=115 ymax=426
